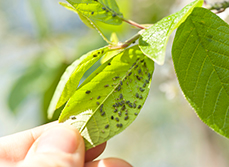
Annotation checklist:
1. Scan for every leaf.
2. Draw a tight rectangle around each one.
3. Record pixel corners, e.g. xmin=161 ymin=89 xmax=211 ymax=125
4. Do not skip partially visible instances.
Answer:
xmin=59 ymin=2 xmax=110 ymax=43
xmin=172 ymin=7 xmax=229 ymax=138
xmin=66 ymin=0 xmax=123 ymax=25
xmin=139 ymin=0 xmax=204 ymax=65
xmin=59 ymin=46 xmax=154 ymax=150
xmin=48 ymin=46 xmax=109 ymax=119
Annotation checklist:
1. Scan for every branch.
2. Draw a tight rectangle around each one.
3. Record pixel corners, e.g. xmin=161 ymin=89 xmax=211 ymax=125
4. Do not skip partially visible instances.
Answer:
xmin=122 ymin=19 xmax=146 ymax=29
xmin=205 ymin=0 xmax=229 ymax=14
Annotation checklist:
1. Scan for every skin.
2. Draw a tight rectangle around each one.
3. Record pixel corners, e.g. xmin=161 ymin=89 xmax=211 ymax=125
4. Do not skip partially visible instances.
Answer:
xmin=0 ymin=122 xmax=132 ymax=167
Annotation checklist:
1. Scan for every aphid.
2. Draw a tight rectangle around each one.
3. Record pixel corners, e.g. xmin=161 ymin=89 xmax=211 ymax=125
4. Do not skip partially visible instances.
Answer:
xmin=134 ymin=65 xmax=138 ymax=69
xmin=140 ymin=59 xmax=144 ymax=63
xmin=111 ymin=116 xmax=114 ymax=120
xmin=145 ymin=79 xmax=149 ymax=84
xmin=115 ymin=76 xmax=120 ymax=79
xmin=70 ymin=116 xmax=76 ymax=120
xmin=112 ymin=13 xmax=116 ymax=17
xmin=98 ymin=51 xmax=100 ymax=54
xmin=118 ymin=102 xmax=123 ymax=106
xmin=136 ymin=93 xmax=139 ymax=98
xmin=86 ymin=90 xmax=91 ymax=94
xmin=93 ymin=54 xmax=97 ymax=57
xmin=134 ymin=113 xmax=138 ymax=115
xmin=101 ymin=112 xmax=105 ymax=116
xmin=115 ymin=117 xmax=119 ymax=122
xmin=116 ymin=85 xmax=121 ymax=91
xmin=119 ymin=93 xmax=123 ymax=99
xmin=126 ymin=100 xmax=130 ymax=104
xmin=120 ymin=81 xmax=123 ymax=85
xmin=125 ymin=111 xmax=128 ymax=115
xmin=108 ymin=62 xmax=111 ymax=65
xmin=124 ymin=116 xmax=129 ymax=120
xmin=116 ymin=124 xmax=120 ymax=127
xmin=139 ymin=87 xmax=145 ymax=92
xmin=96 ymin=102 xmax=100 ymax=105
xmin=133 ymin=103 xmax=136 ymax=108
xmin=138 ymin=69 xmax=141 ymax=74
xmin=128 ymin=72 xmax=132 ymax=76
xmin=105 ymin=124 xmax=109 ymax=129
xmin=121 ymin=105 xmax=126 ymax=111
xmin=90 ymin=97 xmax=93 ymax=100
xmin=148 ymin=73 xmax=151 ymax=78
xmin=114 ymin=109 xmax=118 ymax=113
xmin=143 ymin=83 xmax=146 ymax=88
xmin=138 ymin=105 xmax=142 ymax=109
xmin=119 ymin=123 xmax=123 ymax=127
xmin=132 ymin=62 xmax=136 ymax=67
xmin=121 ymin=100 xmax=125 ymax=105
xmin=101 ymin=50 xmax=104 ymax=54
xmin=128 ymin=103 xmax=133 ymax=108
xmin=102 ymin=7 xmax=106 ymax=10
xmin=104 ymin=84 xmax=109 ymax=87
xmin=139 ymin=95 xmax=143 ymax=99
xmin=100 ymin=104 xmax=103 ymax=112
xmin=118 ymin=111 xmax=122 ymax=117
xmin=97 ymin=96 xmax=101 ymax=99
xmin=91 ymin=11 xmax=94 ymax=15
xmin=136 ymin=75 xmax=141 ymax=80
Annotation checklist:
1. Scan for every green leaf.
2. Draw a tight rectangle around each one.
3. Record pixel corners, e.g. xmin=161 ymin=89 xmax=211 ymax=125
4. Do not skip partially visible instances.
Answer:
xmin=139 ymin=0 xmax=203 ymax=65
xmin=172 ymin=7 xmax=229 ymax=138
xmin=48 ymin=46 xmax=109 ymax=119
xmin=59 ymin=46 xmax=154 ymax=150
xmin=59 ymin=2 xmax=110 ymax=43
xmin=66 ymin=0 xmax=123 ymax=25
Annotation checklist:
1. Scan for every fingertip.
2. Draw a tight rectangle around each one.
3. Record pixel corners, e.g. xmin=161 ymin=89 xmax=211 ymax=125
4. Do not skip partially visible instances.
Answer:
xmin=85 ymin=158 xmax=133 ymax=167
xmin=85 ymin=142 xmax=107 ymax=162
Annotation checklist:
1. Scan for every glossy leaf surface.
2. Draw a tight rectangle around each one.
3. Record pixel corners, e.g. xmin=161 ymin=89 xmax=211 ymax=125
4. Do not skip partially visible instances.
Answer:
xmin=139 ymin=0 xmax=203 ymax=65
xmin=172 ymin=8 xmax=229 ymax=138
xmin=59 ymin=46 xmax=154 ymax=150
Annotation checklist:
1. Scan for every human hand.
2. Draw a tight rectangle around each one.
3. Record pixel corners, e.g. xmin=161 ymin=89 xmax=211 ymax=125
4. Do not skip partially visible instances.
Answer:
xmin=0 ymin=122 xmax=132 ymax=167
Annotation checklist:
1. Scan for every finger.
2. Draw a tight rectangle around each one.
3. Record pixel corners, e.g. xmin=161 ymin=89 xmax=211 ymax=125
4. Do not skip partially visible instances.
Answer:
xmin=85 ymin=158 xmax=133 ymax=167
xmin=85 ymin=142 xmax=106 ymax=162
xmin=0 ymin=159 xmax=16 ymax=167
xmin=19 ymin=124 xmax=85 ymax=167
xmin=0 ymin=121 xmax=58 ymax=161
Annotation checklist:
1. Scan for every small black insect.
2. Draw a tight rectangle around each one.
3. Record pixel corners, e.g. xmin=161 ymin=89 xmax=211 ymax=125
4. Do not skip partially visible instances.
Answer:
xmin=128 ymin=72 xmax=132 ymax=76
xmin=118 ymin=102 xmax=123 ymax=106
xmin=102 ymin=7 xmax=106 ymax=10
xmin=115 ymin=117 xmax=119 ymax=122
xmin=138 ymin=105 xmax=142 ymax=109
xmin=121 ymin=105 xmax=126 ymax=111
xmin=134 ymin=113 xmax=138 ymax=116
xmin=98 ymin=51 xmax=100 ymax=54
xmin=101 ymin=112 xmax=105 ymax=116
xmin=148 ymin=73 xmax=151 ymax=78
xmin=86 ymin=90 xmax=91 ymax=94
xmin=101 ymin=50 xmax=104 ymax=54
xmin=134 ymin=65 xmax=138 ymax=69
xmin=116 ymin=124 xmax=120 ymax=127
xmin=115 ymin=76 xmax=120 ymax=79
xmin=143 ymin=83 xmax=146 ymax=88
xmin=136 ymin=75 xmax=141 ymax=81
xmin=91 ymin=11 xmax=94 ymax=15
xmin=116 ymin=85 xmax=121 ymax=91
xmin=139 ymin=87 xmax=145 ymax=92
xmin=140 ymin=59 xmax=144 ymax=63
xmin=118 ymin=111 xmax=122 ymax=117
xmin=93 ymin=54 xmax=97 ymax=57
xmin=145 ymin=79 xmax=149 ymax=84
xmin=111 ymin=116 xmax=114 ymax=120
xmin=128 ymin=103 xmax=133 ymax=108
xmin=105 ymin=124 xmax=109 ymax=129
xmin=97 ymin=96 xmax=101 ymax=99
xmin=112 ymin=13 xmax=116 ymax=17
xmin=108 ymin=62 xmax=111 ymax=65
xmin=120 ymin=81 xmax=123 ymax=85
xmin=139 ymin=95 xmax=143 ymax=99
xmin=70 ymin=116 xmax=76 ymax=120
xmin=96 ymin=102 xmax=100 ymax=105
xmin=121 ymin=100 xmax=125 ymax=105
xmin=124 ymin=116 xmax=129 ymax=120
xmin=136 ymin=93 xmax=139 ymax=98
xmin=114 ymin=109 xmax=118 ymax=113
xmin=133 ymin=103 xmax=136 ymax=108
xmin=119 ymin=94 xmax=123 ymax=99
xmin=138 ymin=69 xmax=141 ymax=74
xmin=119 ymin=123 xmax=123 ymax=127
xmin=104 ymin=84 xmax=109 ymax=87
xmin=126 ymin=100 xmax=130 ymax=104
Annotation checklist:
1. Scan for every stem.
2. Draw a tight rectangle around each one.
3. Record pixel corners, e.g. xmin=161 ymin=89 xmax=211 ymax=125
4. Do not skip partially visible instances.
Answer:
xmin=122 ymin=19 xmax=146 ymax=29
xmin=109 ymin=30 xmax=144 ymax=50
xmin=205 ymin=0 xmax=229 ymax=14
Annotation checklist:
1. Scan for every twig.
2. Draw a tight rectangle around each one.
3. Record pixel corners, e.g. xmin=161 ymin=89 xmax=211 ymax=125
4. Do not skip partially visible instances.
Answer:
xmin=205 ymin=0 xmax=229 ymax=14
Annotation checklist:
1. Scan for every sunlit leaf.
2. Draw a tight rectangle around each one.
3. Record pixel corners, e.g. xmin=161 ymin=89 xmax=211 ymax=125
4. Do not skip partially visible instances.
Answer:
xmin=139 ymin=0 xmax=203 ymax=65
xmin=172 ymin=8 xmax=229 ymax=138
xmin=48 ymin=47 xmax=109 ymax=119
xmin=59 ymin=46 xmax=154 ymax=150
xmin=66 ymin=0 xmax=123 ymax=25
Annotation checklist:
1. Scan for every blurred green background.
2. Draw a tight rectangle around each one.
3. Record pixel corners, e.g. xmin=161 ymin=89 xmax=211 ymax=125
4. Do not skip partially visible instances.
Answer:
xmin=1 ymin=0 xmax=229 ymax=166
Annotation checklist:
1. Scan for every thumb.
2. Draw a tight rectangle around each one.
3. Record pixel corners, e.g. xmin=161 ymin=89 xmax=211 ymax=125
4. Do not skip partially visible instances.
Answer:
xmin=18 ymin=124 xmax=85 ymax=167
